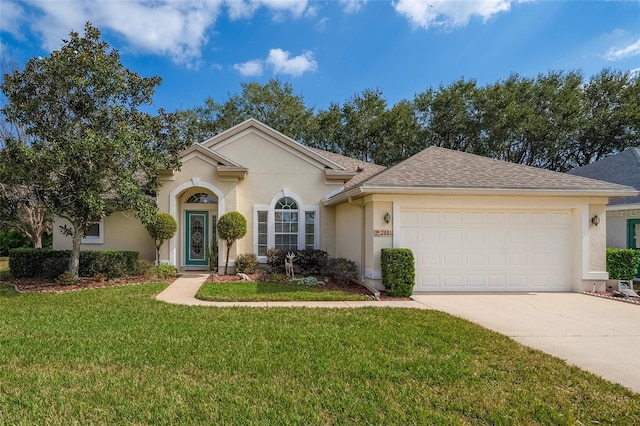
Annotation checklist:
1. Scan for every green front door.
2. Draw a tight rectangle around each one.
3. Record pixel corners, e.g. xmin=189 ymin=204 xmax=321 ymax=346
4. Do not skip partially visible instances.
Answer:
xmin=186 ymin=211 xmax=209 ymax=266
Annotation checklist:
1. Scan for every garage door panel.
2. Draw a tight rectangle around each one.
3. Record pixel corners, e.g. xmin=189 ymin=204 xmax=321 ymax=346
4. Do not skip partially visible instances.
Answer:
xmin=402 ymin=209 xmax=572 ymax=292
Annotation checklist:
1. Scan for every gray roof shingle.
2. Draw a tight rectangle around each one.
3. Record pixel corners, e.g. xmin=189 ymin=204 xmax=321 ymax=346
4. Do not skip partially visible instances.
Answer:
xmin=307 ymin=147 xmax=386 ymax=188
xmin=362 ymin=146 xmax=632 ymax=191
xmin=568 ymin=147 xmax=640 ymax=206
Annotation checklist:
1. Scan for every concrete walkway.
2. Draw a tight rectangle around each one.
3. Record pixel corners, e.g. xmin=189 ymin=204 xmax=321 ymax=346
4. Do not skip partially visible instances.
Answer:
xmin=155 ymin=273 xmax=425 ymax=308
xmin=156 ymin=274 xmax=640 ymax=392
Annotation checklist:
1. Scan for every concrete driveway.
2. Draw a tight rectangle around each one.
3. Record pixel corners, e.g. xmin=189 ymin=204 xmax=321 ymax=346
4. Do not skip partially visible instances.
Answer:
xmin=412 ymin=293 xmax=640 ymax=393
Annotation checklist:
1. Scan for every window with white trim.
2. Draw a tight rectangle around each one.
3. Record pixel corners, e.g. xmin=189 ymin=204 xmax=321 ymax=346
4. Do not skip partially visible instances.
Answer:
xmin=257 ymin=211 xmax=268 ymax=256
xmin=82 ymin=219 xmax=104 ymax=244
xmin=254 ymin=193 xmax=319 ymax=259
xmin=275 ymin=197 xmax=299 ymax=251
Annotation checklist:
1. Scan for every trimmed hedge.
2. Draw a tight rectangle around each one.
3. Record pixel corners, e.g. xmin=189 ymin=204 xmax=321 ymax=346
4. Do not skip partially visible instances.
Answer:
xmin=267 ymin=248 xmax=329 ymax=275
xmin=381 ymin=248 xmax=415 ymax=297
xmin=606 ymin=248 xmax=640 ymax=280
xmin=8 ymin=249 xmax=139 ymax=278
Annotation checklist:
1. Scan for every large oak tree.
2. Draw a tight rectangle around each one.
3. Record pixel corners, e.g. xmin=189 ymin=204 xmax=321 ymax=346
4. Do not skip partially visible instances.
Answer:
xmin=1 ymin=23 xmax=188 ymax=277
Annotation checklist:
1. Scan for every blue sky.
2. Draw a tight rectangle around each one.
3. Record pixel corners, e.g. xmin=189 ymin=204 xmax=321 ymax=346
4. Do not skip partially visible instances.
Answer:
xmin=1 ymin=1 xmax=639 ymax=112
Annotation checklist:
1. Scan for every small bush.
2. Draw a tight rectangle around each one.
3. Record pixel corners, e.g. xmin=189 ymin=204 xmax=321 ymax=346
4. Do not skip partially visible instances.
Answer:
xmin=381 ymin=248 xmax=415 ymax=297
xmin=137 ymin=259 xmax=156 ymax=278
xmin=267 ymin=248 xmax=329 ymax=275
xmin=155 ymin=264 xmax=178 ymax=279
xmin=606 ymin=248 xmax=640 ymax=280
xmin=55 ymin=271 xmax=78 ymax=286
xmin=235 ymin=253 xmax=259 ymax=274
xmin=323 ymin=257 xmax=359 ymax=285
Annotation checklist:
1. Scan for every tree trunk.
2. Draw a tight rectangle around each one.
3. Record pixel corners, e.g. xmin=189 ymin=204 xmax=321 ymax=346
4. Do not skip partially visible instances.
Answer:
xmin=156 ymin=244 xmax=160 ymax=266
xmin=32 ymin=233 xmax=42 ymax=249
xmin=224 ymin=243 xmax=231 ymax=275
xmin=69 ymin=226 xmax=82 ymax=278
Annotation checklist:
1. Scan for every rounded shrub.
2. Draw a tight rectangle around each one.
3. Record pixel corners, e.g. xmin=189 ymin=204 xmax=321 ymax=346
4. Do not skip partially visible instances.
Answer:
xmin=235 ymin=253 xmax=259 ymax=274
xmin=381 ymin=248 xmax=415 ymax=297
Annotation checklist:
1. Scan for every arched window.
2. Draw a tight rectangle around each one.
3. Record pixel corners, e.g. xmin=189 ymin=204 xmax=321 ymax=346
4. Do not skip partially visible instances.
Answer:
xmin=274 ymin=197 xmax=298 ymax=250
xmin=255 ymin=193 xmax=319 ymax=257
xmin=186 ymin=192 xmax=217 ymax=204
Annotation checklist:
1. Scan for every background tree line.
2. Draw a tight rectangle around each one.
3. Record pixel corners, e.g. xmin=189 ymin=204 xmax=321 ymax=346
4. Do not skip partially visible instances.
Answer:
xmin=177 ymin=69 xmax=639 ymax=171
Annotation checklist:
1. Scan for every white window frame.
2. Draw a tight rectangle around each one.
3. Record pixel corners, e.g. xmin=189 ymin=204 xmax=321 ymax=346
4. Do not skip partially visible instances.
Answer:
xmin=253 ymin=190 xmax=319 ymax=263
xmin=82 ymin=219 xmax=104 ymax=244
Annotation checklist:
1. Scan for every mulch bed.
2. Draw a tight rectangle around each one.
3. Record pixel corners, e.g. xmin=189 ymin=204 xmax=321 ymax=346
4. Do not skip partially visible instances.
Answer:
xmin=583 ymin=290 xmax=640 ymax=305
xmin=6 ymin=275 xmax=176 ymax=294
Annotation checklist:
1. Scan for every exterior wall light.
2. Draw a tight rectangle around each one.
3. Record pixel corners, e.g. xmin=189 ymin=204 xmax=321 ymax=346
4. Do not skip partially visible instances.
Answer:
xmin=591 ymin=215 xmax=600 ymax=226
xmin=384 ymin=212 xmax=391 ymax=224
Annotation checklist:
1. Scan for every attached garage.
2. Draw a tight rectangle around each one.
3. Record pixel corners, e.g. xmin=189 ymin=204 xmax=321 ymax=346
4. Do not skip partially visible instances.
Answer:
xmin=326 ymin=146 xmax=638 ymax=294
xmin=399 ymin=209 xmax=572 ymax=292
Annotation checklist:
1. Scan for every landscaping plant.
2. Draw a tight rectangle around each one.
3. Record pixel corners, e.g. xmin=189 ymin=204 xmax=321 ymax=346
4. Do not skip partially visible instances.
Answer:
xmin=145 ymin=212 xmax=177 ymax=266
xmin=217 ymin=211 xmax=247 ymax=274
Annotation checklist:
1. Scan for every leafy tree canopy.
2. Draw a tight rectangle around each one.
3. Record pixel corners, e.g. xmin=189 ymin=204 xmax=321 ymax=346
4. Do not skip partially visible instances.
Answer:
xmin=179 ymin=69 xmax=639 ymax=171
xmin=1 ymin=22 xmax=188 ymax=276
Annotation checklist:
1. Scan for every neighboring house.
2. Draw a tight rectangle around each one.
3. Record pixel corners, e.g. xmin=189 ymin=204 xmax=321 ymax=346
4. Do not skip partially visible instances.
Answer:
xmin=54 ymin=119 xmax=637 ymax=293
xmin=568 ymin=147 xmax=640 ymax=251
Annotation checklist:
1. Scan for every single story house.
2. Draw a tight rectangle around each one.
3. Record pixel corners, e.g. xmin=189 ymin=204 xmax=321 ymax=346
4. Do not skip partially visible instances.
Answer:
xmin=54 ymin=119 xmax=637 ymax=293
xmin=568 ymin=147 xmax=640 ymax=251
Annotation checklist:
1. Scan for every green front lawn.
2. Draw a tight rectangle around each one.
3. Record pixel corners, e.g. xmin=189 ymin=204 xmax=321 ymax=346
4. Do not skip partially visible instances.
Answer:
xmin=196 ymin=281 xmax=372 ymax=302
xmin=0 ymin=283 xmax=638 ymax=424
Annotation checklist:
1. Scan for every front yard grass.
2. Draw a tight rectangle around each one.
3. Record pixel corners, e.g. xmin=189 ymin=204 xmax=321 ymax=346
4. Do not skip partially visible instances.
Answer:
xmin=196 ymin=281 xmax=372 ymax=301
xmin=1 ymin=283 xmax=638 ymax=424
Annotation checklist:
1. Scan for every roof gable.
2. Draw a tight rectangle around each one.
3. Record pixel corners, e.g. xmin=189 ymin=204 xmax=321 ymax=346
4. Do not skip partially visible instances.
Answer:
xmin=568 ymin=147 xmax=640 ymax=205
xmin=201 ymin=119 xmax=347 ymax=172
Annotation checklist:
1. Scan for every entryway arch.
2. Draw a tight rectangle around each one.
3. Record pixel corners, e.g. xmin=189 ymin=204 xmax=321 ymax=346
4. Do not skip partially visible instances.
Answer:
xmin=169 ymin=179 xmax=225 ymax=269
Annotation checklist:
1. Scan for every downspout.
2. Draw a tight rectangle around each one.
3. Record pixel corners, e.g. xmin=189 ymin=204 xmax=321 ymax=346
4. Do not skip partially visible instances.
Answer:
xmin=348 ymin=196 xmax=380 ymax=299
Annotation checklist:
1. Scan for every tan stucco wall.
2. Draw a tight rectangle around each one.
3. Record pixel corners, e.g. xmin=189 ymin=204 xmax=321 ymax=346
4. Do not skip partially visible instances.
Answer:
xmin=588 ymin=204 xmax=607 ymax=272
xmin=157 ymin=130 xmax=343 ymax=269
xmin=53 ymin=212 xmax=155 ymax=261
xmin=334 ymin=202 xmax=364 ymax=265
xmin=334 ymin=193 xmax=611 ymax=293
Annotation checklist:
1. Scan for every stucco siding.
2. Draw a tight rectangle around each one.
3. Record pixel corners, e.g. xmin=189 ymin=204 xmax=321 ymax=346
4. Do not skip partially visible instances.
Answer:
xmin=54 ymin=212 xmax=155 ymax=261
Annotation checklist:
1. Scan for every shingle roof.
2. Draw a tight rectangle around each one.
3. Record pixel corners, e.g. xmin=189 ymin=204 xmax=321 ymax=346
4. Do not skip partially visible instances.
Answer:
xmin=568 ymin=147 xmax=640 ymax=206
xmin=306 ymin=147 xmax=386 ymax=188
xmin=364 ymin=146 xmax=633 ymax=190
xmin=324 ymin=146 xmax=636 ymax=204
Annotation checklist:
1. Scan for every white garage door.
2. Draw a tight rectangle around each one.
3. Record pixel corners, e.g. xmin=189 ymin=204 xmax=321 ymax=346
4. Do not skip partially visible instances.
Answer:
xmin=400 ymin=209 xmax=572 ymax=292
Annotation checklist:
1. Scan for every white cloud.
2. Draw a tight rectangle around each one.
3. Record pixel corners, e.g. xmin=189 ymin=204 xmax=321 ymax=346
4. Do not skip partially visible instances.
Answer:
xmin=605 ymin=38 xmax=640 ymax=61
xmin=316 ymin=16 xmax=329 ymax=31
xmin=392 ymin=0 xmax=520 ymax=29
xmin=9 ymin=0 xmax=314 ymax=69
xmin=266 ymin=48 xmax=317 ymax=76
xmin=234 ymin=48 xmax=318 ymax=77
xmin=340 ymin=0 xmax=368 ymax=14
xmin=15 ymin=0 xmax=223 ymax=69
xmin=225 ymin=0 xmax=310 ymax=20
xmin=234 ymin=60 xmax=265 ymax=77
xmin=1 ymin=1 xmax=28 ymax=39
